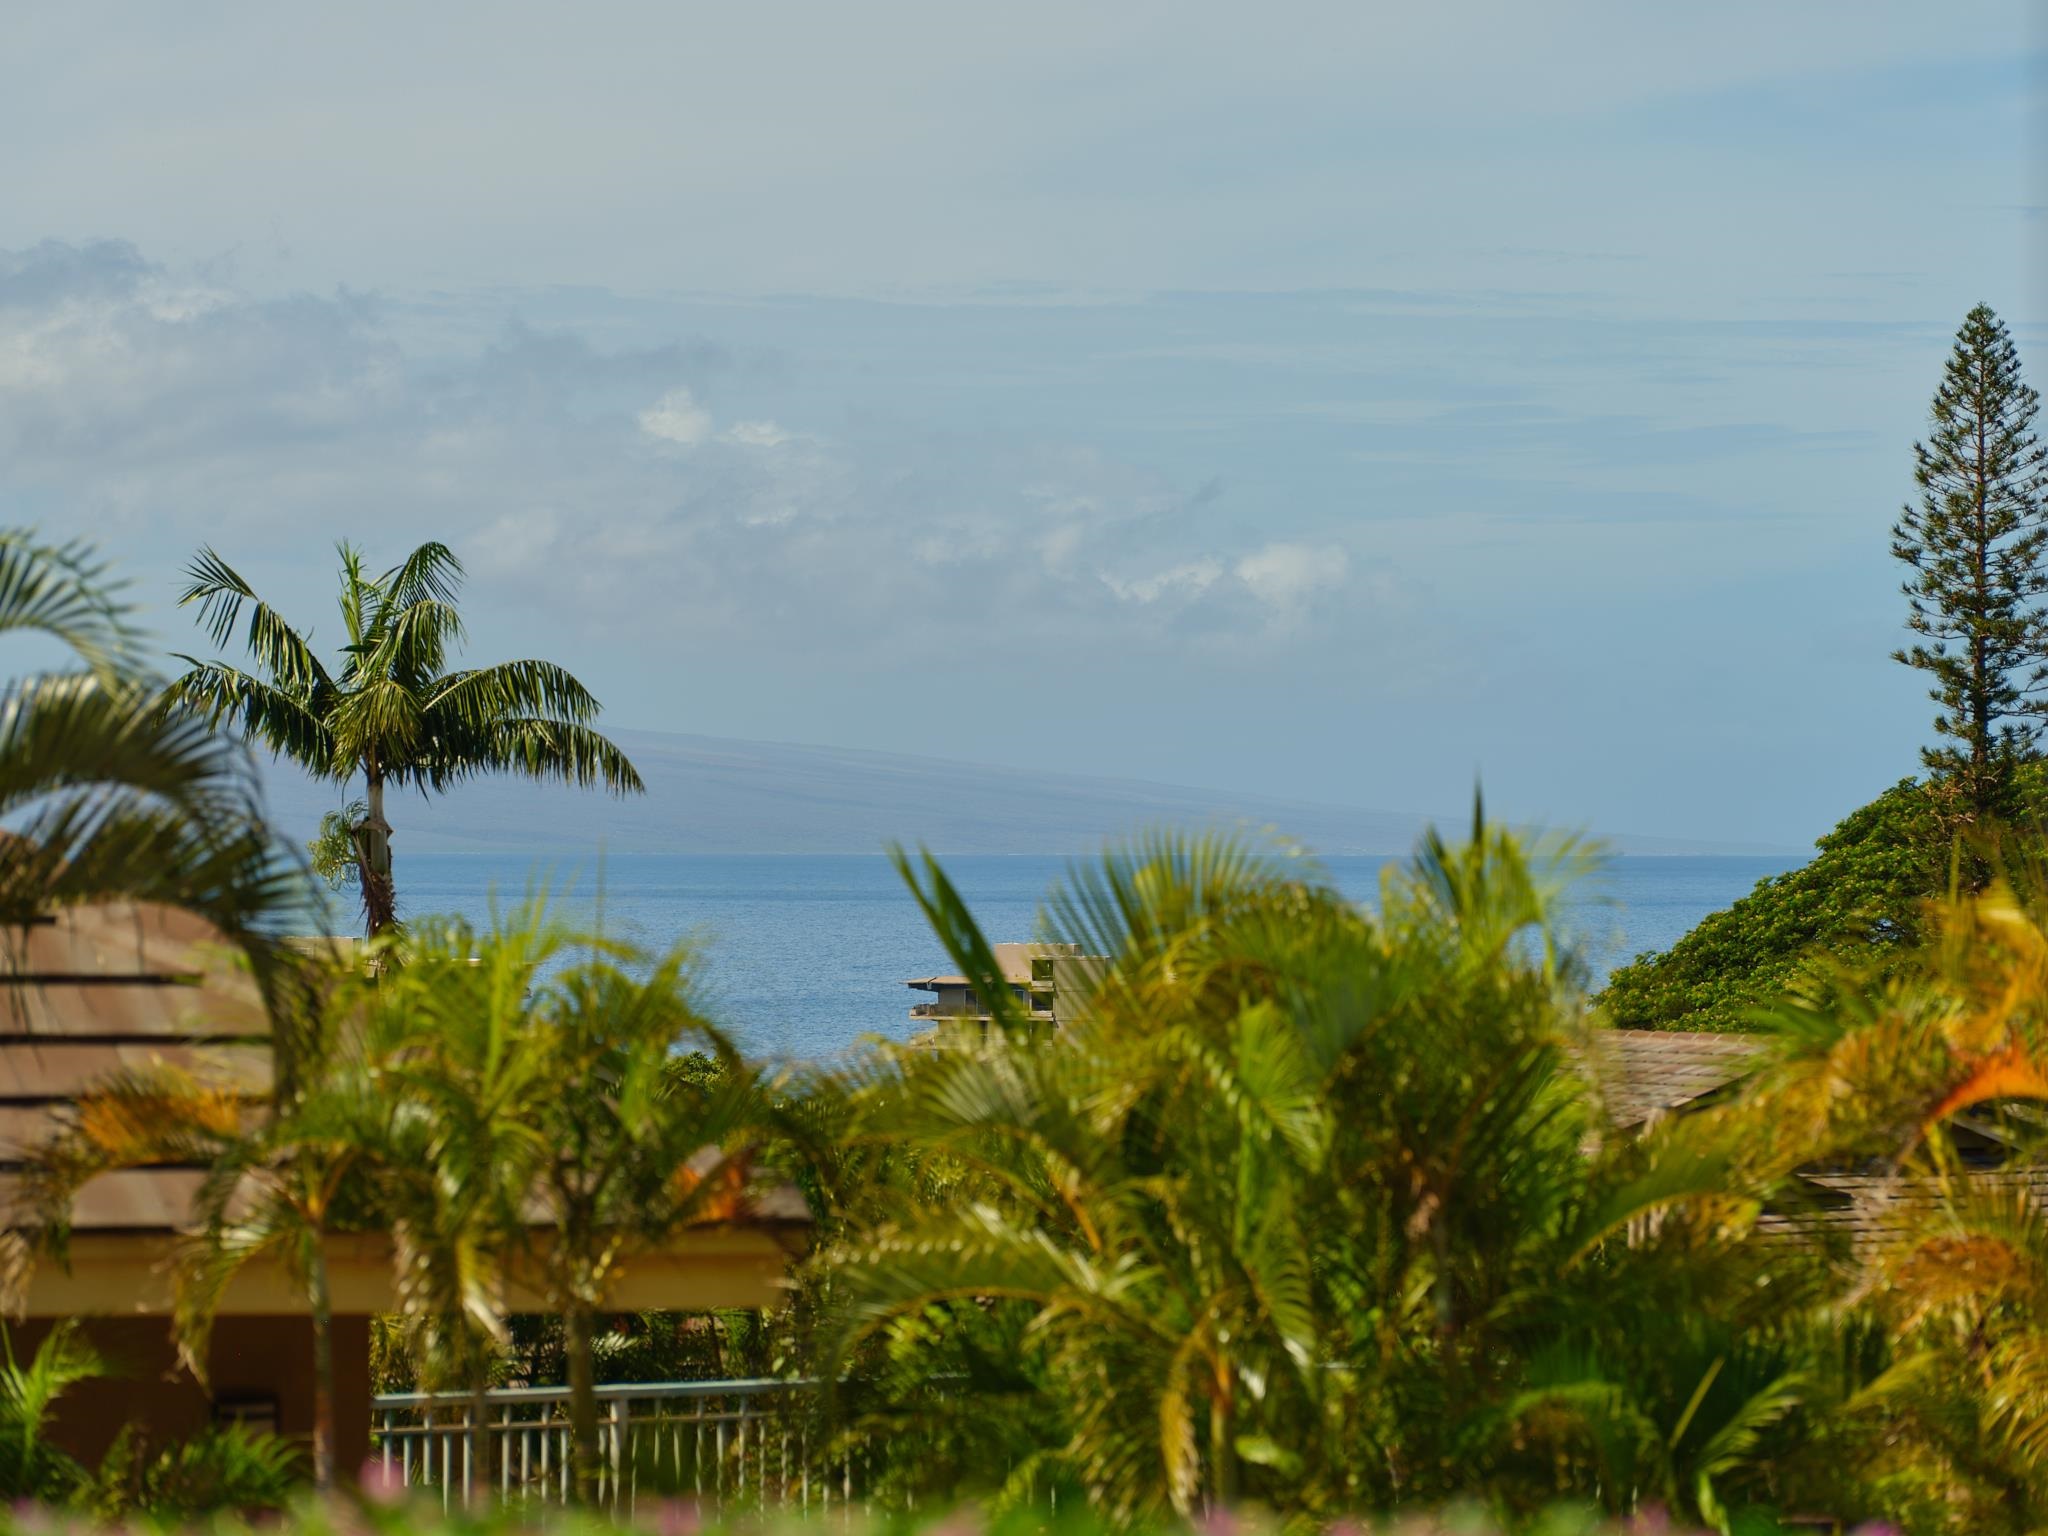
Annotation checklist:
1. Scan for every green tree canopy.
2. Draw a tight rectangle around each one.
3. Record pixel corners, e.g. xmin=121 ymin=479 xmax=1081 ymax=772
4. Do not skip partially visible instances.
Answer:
xmin=1597 ymin=768 xmax=2048 ymax=1032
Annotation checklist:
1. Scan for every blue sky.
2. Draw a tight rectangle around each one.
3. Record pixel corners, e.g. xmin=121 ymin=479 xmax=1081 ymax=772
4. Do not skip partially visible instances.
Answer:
xmin=2 ymin=2 xmax=2042 ymax=847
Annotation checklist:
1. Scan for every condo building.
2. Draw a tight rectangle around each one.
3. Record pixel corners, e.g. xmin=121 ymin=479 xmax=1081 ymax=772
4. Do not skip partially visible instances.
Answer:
xmin=905 ymin=942 xmax=1103 ymax=1030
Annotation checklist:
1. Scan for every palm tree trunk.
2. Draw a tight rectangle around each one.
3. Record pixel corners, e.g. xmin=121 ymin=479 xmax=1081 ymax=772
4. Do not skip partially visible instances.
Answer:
xmin=1208 ymin=1378 xmax=1237 ymax=1509
xmin=470 ymin=1362 xmax=493 ymax=1503
xmin=305 ymin=1229 xmax=338 ymax=1494
xmin=565 ymin=1301 xmax=600 ymax=1505
xmin=355 ymin=772 xmax=396 ymax=938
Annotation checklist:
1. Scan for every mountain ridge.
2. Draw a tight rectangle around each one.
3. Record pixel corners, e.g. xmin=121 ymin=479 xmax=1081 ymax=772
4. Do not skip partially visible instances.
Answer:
xmin=254 ymin=727 xmax=1795 ymax=858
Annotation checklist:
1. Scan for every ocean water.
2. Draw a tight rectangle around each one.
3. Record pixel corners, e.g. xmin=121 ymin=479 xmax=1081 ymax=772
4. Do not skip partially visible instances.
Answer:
xmin=362 ymin=852 xmax=1805 ymax=1061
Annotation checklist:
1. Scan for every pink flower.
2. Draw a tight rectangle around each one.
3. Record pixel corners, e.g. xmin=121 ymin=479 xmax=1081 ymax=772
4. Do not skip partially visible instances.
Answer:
xmin=923 ymin=1513 xmax=985 ymax=1536
xmin=358 ymin=1458 xmax=410 ymax=1508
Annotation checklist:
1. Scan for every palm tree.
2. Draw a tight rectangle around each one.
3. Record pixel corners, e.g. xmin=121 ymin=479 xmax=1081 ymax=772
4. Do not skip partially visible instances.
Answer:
xmin=0 ymin=529 xmax=291 ymax=948
xmin=165 ymin=541 xmax=643 ymax=935
xmin=355 ymin=903 xmax=780 ymax=1504
xmin=524 ymin=943 xmax=773 ymax=1503
xmin=358 ymin=908 xmax=566 ymax=1485
xmin=815 ymin=823 xmax=1820 ymax=1525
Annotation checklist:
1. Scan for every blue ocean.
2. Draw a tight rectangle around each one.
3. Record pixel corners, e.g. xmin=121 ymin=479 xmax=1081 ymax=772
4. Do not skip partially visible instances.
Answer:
xmin=361 ymin=853 xmax=1805 ymax=1061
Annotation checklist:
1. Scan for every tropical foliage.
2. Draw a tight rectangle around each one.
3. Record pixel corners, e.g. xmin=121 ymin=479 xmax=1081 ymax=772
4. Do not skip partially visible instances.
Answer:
xmin=0 ymin=1321 xmax=300 ymax=1516
xmin=23 ymin=903 xmax=782 ymax=1505
xmin=164 ymin=541 xmax=643 ymax=934
xmin=0 ymin=529 xmax=292 ymax=954
xmin=27 ymin=781 xmax=2048 ymax=1531
xmin=1725 ymin=872 xmax=2048 ymax=1531
xmin=353 ymin=913 xmax=777 ymax=1500
xmin=0 ymin=1322 xmax=107 ymax=1503
xmin=802 ymin=826 xmax=1839 ymax=1528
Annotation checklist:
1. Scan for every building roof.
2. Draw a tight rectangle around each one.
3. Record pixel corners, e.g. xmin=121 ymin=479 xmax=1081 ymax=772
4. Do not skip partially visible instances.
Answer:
xmin=1582 ymin=1031 xmax=2048 ymax=1250
xmin=0 ymin=902 xmax=271 ymax=1234
xmin=907 ymin=942 xmax=1092 ymax=994
xmin=0 ymin=902 xmax=811 ymax=1266
xmin=1587 ymin=1029 xmax=1764 ymax=1127
xmin=1750 ymin=1166 xmax=2048 ymax=1249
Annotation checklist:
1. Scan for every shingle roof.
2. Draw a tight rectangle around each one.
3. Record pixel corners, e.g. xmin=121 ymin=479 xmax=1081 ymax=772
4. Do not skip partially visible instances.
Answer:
xmin=1586 ymin=1029 xmax=1764 ymax=1127
xmin=1753 ymin=1166 xmax=2048 ymax=1248
xmin=0 ymin=902 xmax=271 ymax=1233
xmin=0 ymin=903 xmax=810 ymax=1242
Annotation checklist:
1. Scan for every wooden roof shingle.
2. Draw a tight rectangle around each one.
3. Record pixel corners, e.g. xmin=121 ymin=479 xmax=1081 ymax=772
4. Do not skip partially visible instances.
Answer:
xmin=1587 ymin=1029 xmax=1764 ymax=1127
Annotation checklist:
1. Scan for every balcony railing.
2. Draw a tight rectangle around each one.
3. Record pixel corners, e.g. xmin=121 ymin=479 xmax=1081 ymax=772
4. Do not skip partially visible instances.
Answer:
xmin=371 ymin=1377 xmax=858 ymax=1514
xmin=909 ymin=1001 xmax=1054 ymax=1021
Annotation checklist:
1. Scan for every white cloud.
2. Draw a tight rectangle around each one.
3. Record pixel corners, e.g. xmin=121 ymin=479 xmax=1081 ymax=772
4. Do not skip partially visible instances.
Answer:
xmin=1103 ymin=558 xmax=1224 ymax=604
xmin=637 ymin=388 xmax=713 ymax=446
xmin=721 ymin=419 xmax=793 ymax=449
xmin=1234 ymin=542 xmax=1348 ymax=612
xmin=0 ymin=240 xmax=1366 ymax=697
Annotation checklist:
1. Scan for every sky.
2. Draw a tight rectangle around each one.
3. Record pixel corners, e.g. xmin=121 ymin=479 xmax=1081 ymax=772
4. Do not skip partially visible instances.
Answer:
xmin=3 ymin=2 xmax=2043 ymax=849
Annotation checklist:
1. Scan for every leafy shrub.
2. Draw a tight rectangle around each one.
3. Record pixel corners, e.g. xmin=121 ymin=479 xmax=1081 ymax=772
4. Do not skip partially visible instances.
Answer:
xmin=89 ymin=1422 xmax=302 ymax=1520
xmin=0 ymin=1322 xmax=105 ymax=1504
xmin=1598 ymin=769 xmax=2048 ymax=1031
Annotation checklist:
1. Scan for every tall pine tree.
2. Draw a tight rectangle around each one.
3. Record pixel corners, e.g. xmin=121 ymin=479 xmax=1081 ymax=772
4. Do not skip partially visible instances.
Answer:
xmin=1892 ymin=303 xmax=2048 ymax=814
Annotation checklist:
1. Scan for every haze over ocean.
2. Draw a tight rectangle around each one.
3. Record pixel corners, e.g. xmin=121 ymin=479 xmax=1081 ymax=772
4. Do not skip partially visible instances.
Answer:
xmin=368 ymin=852 xmax=1804 ymax=1060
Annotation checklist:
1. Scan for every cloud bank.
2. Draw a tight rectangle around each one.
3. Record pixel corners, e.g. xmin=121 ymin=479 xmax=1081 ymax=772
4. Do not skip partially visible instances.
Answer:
xmin=1 ymin=240 xmax=1366 ymax=680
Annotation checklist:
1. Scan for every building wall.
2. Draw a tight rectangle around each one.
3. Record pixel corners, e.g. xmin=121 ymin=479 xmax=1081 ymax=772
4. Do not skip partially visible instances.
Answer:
xmin=13 ymin=1313 xmax=372 ymax=1478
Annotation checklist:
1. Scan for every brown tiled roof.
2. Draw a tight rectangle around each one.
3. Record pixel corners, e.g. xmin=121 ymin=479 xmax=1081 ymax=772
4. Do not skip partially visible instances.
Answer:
xmin=1586 ymin=1029 xmax=1764 ymax=1127
xmin=0 ymin=902 xmax=271 ymax=1233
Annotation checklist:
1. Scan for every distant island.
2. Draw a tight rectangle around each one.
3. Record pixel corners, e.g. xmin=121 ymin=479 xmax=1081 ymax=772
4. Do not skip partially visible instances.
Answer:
xmin=257 ymin=727 xmax=1790 ymax=858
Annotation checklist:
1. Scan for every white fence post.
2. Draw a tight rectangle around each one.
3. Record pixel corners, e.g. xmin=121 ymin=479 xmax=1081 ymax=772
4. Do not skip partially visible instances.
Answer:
xmin=370 ymin=1378 xmax=830 ymax=1512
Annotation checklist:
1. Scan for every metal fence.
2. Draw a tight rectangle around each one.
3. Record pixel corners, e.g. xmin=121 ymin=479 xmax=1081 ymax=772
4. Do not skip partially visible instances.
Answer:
xmin=371 ymin=1377 xmax=858 ymax=1514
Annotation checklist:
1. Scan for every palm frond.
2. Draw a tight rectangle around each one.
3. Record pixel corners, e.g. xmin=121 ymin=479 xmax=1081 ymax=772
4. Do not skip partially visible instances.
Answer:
xmin=162 ymin=660 xmax=338 ymax=772
xmin=376 ymin=541 xmax=465 ymax=613
xmin=178 ymin=548 xmax=333 ymax=697
xmin=1043 ymin=828 xmax=1322 ymax=974
xmin=426 ymin=659 xmax=605 ymax=728
xmin=0 ymin=674 xmax=259 ymax=823
xmin=335 ymin=542 xmax=371 ymax=650
xmin=417 ymin=716 xmax=643 ymax=794
xmin=357 ymin=595 xmax=463 ymax=692
xmin=0 ymin=529 xmax=143 ymax=684
xmin=824 ymin=1203 xmax=1168 ymax=1368
xmin=0 ymin=675 xmax=304 ymax=938
xmin=0 ymin=1320 xmax=107 ymax=1502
